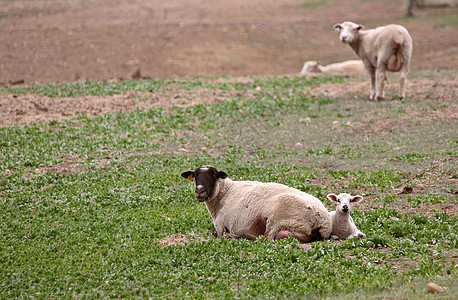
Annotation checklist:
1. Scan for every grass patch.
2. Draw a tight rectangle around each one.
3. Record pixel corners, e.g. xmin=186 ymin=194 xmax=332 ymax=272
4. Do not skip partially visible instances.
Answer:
xmin=1 ymin=80 xmax=168 ymax=97
xmin=0 ymin=74 xmax=345 ymax=98
xmin=0 ymin=74 xmax=456 ymax=298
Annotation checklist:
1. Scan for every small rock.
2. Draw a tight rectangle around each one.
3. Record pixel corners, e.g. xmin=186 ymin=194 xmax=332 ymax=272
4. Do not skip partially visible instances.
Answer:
xmin=301 ymin=244 xmax=313 ymax=251
xmin=295 ymin=142 xmax=303 ymax=147
xmin=427 ymin=282 xmax=445 ymax=294
xmin=299 ymin=118 xmax=312 ymax=124
xmin=10 ymin=79 xmax=25 ymax=85
xmin=398 ymin=186 xmax=413 ymax=195
xmin=255 ymin=86 xmax=262 ymax=91
xmin=390 ymin=217 xmax=399 ymax=221
xmin=201 ymin=147 xmax=208 ymax=151
xmin=332 ymin=120 xmax=339 ymax=125
xmin=131 ymin=68 xmax=142 ymax=79
xmin=178 ymin=148 xmax=190 ymax=153
xmin=416 ymin=183 xmax=425 ymax=190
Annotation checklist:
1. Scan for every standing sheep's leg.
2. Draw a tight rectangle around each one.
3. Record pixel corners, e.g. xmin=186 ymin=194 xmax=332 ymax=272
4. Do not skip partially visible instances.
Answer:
xmin=375 ymin=65 xmax=386 ymax=100
xmin=398 ymin=67 xmax=408 ymax=100
xmin=366 ymin=64 xmax=376 ymax=100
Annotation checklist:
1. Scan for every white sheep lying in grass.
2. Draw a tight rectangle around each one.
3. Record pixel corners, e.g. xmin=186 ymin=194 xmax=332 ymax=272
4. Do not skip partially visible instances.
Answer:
xmin=334 ymin=21 xmax=413 ymax=100
xmin=327 ymin=193 xmax=366 ymax=240
xmin=181 ymin=166 xmax=332 ymax=242
xmin=300 ymin=60 xmax=366 ymax=76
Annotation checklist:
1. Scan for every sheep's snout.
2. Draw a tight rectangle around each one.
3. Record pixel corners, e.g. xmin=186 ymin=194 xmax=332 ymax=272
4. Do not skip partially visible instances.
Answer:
xmin=342 ymin=205 xmax=349 ymax=212
xmin=195 ymin=185 xmax=208 ymax=202
xmin=340 ymin=35 xmax=349 ymax=43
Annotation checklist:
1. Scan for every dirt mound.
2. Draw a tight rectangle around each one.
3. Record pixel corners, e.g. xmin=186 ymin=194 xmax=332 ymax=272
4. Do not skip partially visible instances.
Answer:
xmin=157 ymin=233 xmax=209 ymax=246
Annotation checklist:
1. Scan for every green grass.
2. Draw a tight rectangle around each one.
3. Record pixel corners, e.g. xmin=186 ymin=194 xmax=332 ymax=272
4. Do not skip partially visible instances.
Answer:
xmin=0 ymin=75 xmax=456 ymax=298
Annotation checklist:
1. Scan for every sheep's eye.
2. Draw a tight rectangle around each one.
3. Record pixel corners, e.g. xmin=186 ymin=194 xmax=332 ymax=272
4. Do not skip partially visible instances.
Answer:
xmin=337 ymin=199 xmax=341 ymax=203
xmin=352 ymin=29 xmax=357 ymax=32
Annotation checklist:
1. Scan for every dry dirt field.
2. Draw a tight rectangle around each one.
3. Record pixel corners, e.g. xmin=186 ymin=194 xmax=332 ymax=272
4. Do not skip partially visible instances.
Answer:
xmin=0 ymin=0 xmax=457 ymax=125
xmin=1 ymin=0 xmax=457 ymax=84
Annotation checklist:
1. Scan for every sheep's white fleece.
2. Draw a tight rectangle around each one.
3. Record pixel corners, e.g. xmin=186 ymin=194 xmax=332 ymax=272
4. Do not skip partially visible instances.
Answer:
xmin=300 ymin=60 xmax=366 ymax=75
xmin=329 ymin=211 xmax=365 ymax=240
xmin=328 ymin=193 xmax=365 ymax=240
xmin=335 ymin=21 xmax=413 ymax=100
xmin=205 ymin=178 xmax=332 ymax=241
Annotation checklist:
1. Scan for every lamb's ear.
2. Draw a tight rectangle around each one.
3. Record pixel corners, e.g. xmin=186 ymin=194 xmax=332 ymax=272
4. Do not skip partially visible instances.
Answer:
xmin=334 ymin=23 xmax=342 ymax=32
xmin=327 ymin=193 xmax=339 ymax=202
xmin=218 ymin=171 xmax=228 ymax=179
xmin=351 ymin=195 xmax=363 ymax=203
xmin=181 ymin=171 xmax=195 ymax=182
xmin=356 ymin=25 xmax=365 ymax=31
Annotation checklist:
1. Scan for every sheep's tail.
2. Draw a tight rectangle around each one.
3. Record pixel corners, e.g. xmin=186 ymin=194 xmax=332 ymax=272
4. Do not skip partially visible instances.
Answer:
xmin=386 ymin=41 xmax=402 ymax=72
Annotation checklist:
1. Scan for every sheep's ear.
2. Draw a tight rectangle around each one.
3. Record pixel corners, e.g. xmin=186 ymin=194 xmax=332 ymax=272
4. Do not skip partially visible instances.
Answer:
xmin=356 ymin=25 xmax=364 ymax=31
xmin=181 ymin=171 xmax=195 ymax=182
xmin=218 ymin=171 xmax=228 ymax=179
xmin=334 ymin=23 xmax=342 ymax=32
xmin=351 ymin=195 xmax=363 ymax=203
xmin=327 ymin=193 xmax=339 ymax=202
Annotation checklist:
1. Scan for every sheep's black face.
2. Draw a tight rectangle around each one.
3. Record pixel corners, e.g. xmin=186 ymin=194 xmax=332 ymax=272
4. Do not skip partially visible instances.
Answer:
xmin=181 ymin=166 xmax=228 ymax=202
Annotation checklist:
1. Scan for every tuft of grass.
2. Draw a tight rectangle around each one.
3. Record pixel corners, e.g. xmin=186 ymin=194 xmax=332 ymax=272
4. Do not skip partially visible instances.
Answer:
xmin=390 ymin=153 xmax=430 ymax=162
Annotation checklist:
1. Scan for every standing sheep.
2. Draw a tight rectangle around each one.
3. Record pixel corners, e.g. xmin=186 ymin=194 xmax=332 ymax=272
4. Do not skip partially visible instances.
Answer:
xmin=327 ymin=193 xmax=366 ymax=240
xmin=334 ymin=21 xmax=413 ymax=100
xmin=181 ymin=166 xmax=332 ymax=242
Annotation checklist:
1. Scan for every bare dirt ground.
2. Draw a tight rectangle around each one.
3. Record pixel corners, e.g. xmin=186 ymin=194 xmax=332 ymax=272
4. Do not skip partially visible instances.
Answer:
xmin=0 ymin=0 xmax=457 ymax=126
xmin=1 ymin=0 xmax=457 ymax=86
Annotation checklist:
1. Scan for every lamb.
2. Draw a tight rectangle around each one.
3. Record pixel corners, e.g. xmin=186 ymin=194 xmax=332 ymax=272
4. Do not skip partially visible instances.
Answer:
xmin=327 ymin=193 xmax=366 ymax=240
xmin=181 ymin=166 xmax=332 ymax=242
xmin=334 ymin=21 xmax=413 ymax=100
xmin=300 ymin=60 xmax=366 ymax=76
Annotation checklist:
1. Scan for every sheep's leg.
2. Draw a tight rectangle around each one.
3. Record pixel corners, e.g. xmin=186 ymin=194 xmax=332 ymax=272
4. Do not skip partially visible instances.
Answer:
xmin=398 ymin=67 xmax=408 ymax=100
xmin=375 ymin=65 xmax=386 ymax=100
xmin=356 ymin=231 xmax=366 ymax=239
xmin=274 ymin=230 xmax=313 ymax=243
xmin=366 ymin=64 xmax=376 ymax=100
xmin=346 ymin=230 xmax=366 ymax=240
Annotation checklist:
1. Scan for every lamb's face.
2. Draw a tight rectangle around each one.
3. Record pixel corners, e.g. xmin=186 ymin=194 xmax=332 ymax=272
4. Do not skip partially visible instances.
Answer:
xmin=327 ymin=193 xmax=363 ymax=213
xmin=181 ymin=166 xmax=228 ymax=202
xmin=334 ymin=21 xmax=364 ymax=44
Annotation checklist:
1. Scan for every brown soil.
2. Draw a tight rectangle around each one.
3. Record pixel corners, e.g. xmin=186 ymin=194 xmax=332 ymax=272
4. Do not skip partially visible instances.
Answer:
xmin=1 ymin=0 xmax=457 ymax=86
xmin=1 ymin=0 xmax=456 ymax=127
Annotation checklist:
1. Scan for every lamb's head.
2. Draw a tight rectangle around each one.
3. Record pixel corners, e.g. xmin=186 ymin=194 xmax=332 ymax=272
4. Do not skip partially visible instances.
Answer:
xmin=301 ymin=61 xmax=321 ymax=74
xmin=334 ymin=21 xmax=364 ymax=44
xmin=181 ymin=166 xmax=228 ymax=202
xmin=327 ymin=193 xmax=363 ymax=213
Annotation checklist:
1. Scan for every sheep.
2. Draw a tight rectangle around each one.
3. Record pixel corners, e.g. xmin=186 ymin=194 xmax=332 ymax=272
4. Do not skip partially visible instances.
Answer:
xmin=300 ymin=60 xmax=366 ymax=76
xmin=407 ymin=0 xmax=458 ymax=16
xmin=327 ymin=193 xmax=366 ymax=240
xmin=181 ymin=166 xmax=332 ymax=242
xmin=334 ymin=21 xmax=413 ymax=100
